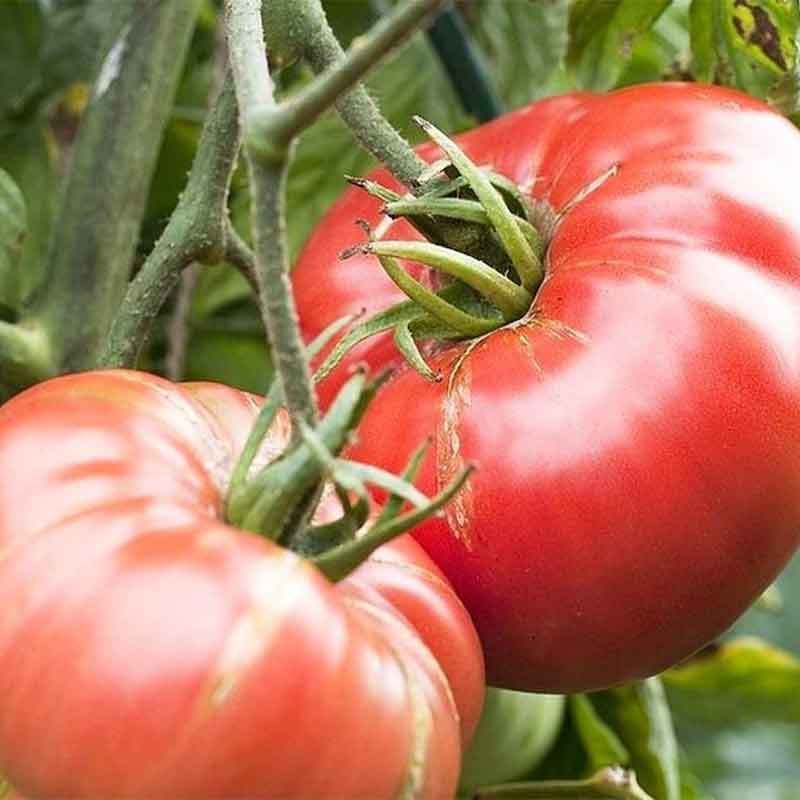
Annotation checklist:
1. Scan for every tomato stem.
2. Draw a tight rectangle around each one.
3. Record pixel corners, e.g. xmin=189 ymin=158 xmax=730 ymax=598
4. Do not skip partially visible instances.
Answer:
xmin=275 ymin=0 xmax=439 ymax=188
xmin=473 ymin=768 xmax=655 ymax=800
xmin=311 ymin=447 xmax=474 ymax=583
xmin=101 ymin=77 xmax=241 ymax=368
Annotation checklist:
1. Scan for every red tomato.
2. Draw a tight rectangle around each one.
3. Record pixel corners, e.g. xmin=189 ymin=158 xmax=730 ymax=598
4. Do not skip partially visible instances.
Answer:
xmin=293 ymin=83 xmax=800 ymax=691
xmin=0 ymin=370 xmax=484 ymax=799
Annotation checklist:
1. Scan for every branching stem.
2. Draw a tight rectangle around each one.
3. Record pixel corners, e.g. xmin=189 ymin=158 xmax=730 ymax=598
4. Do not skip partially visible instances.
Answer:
xmin=101 ymin=76 xmax=241 ymax=368
xmin=225 ymin=0 xmax=446 ymax=438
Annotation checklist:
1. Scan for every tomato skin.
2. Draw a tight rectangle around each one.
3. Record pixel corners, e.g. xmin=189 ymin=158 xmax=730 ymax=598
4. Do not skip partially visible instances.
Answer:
xmin=293 ymin=83 xmax=800 ymax=691
xmin=0 ymin=370 xmax=484 ymax=799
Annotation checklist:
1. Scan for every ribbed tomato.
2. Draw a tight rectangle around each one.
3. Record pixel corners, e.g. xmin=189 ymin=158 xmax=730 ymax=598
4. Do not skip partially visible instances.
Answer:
xmin=293 ymin=83 xmax=800 ymax=691
xmin=0 ymin=370 xmax=484 ymax=799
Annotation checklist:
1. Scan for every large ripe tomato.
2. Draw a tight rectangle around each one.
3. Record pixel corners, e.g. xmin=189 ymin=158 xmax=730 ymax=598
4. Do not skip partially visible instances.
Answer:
xmin=293 ymin=83 xmax=800 ymax=691
xmin=0 ymin=370 xmax=484 ymax=799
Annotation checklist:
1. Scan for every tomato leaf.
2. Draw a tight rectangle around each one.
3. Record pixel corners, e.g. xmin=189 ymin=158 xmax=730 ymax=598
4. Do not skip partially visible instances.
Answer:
xmin=467 ymin=0 xmax=570 ymax=107
xmin=0 ymin=168 xmax=26 ymax=315
xmin=567 ymin=0 xmax=674 ymax=90
xmin=590 ymin=679 xmax=681 ymax=800
xmin=571 ymin=694 xmax=630 ymax=771
xmin=183 ymin=317 xmax=272 ymax=395
xmin=617 ymin=0 xmax=692 ymax=86
xmin=690 ymin=0 xmax=799 ymax=99
xmin=0 ymin=121 xmax=56 ymax=307
xmin=664 ymin=637 xmax=800 ymax=726
xmin=0 ymin=0 xmax=44 ymax=118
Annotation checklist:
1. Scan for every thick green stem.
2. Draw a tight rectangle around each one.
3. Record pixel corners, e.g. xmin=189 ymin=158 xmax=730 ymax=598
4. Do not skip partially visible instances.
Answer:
xmin=101 ymin=76 xmax=241 ymax=368
xmin=274 ymin=0 xmax=433 ymax=187
xmin=251 ymin=0 xmax=448 ymax=163
xmin=34 ymin=0 xmax=202 ymax=372
xmin=226 ymin=0 xmax=446 ymax=436
xmin=249 ymin=156 xmax=319 ymax=432
xmin=225 ymin=0 xmax=318 ymax=435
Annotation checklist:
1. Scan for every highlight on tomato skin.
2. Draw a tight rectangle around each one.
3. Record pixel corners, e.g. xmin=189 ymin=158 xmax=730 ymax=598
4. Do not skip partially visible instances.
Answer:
xmin=0 ymin=370 xmax=484 ymax=800
xmin=293 ymin=82 xmax=800 ymax=693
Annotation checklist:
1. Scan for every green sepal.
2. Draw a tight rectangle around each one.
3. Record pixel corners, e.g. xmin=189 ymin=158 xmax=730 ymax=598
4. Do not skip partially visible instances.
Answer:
xmin=312 ymin=460 xmax=474 ymax=583
xmin=225 ymin=313 xmax=356 ymax=522
xmin=297 ymin=420 xmax=430 ymax=509
xmin=395 ymin=320 xmax=440 ymax=382
xmin=375 ymin=249 xmax=501 ymax=335
xmin=314 ymin=282 xmax=483 ymax=383
xmin=384 ymin=196 xmax=541 ymax=257
xmin=345 ymin=174 xmax=403 ymax=204
xmin=413 ymin=115 xmax=542 ymax=293
xmin=290 ymin=495 xmax=371 ymax=558
xmin=236 ymin=370 xmax=375 ymax=540
xmin=368 ymin=239 xmax=532 ymax=319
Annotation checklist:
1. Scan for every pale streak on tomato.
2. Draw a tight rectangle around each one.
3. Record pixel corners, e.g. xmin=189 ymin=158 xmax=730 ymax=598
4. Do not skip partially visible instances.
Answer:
xmin=293 ymin=83 xmax=800 ymax=692
xmin=0 ymin=370 xmax=484 ymax=799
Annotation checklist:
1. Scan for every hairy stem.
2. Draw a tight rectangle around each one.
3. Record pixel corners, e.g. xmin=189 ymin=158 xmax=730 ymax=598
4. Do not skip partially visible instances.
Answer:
xmin=226 ymin=0 xmax=444 ymax=437
xmin=266 ymin=0 xmax=438 ymax=188
xmin=34 ymin=0 xmax=202 ymax=371
xmin=101 ymin=76 xmax=241 ymax=368
xmin=225 ymin=0 xmax=318 ymax=435
xmin=251 ymin=0 xmax=448 ymax=162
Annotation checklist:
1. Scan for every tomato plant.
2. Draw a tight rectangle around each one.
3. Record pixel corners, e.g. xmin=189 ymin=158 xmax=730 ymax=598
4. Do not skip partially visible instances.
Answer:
xmin=294 ymin=82 xmax=800 ymax=692
xmin=0 ymin=370 xmax=484 ymax=799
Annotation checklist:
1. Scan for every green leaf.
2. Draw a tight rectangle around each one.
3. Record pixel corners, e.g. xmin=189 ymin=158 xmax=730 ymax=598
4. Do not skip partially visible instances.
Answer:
xmin=191 ymin=263 xmax=253 ymax=321
xmin=571 ymin=694 xmax=630 ymax=771
xmin=678 ymin=759 xmax=714 ymax=800
xmin=673 ymin=553 xmax=800 ymax=798
xmin=467 ymin=0 xmax=571 ymax=107
xmin=690 ymin=0 xmax=799 ymax=98
xmin=617 ymin=0 xmax=692 ymax=86
xmin=591 ymin=679 xmax=681 ymax=800
xmin=184 ymin=328 xmax=272 ymax=394
xmin=0 ymin=0 xmax=43 ymax=118
xmin=36 ymin=0 xmax=108 ymax=101
xmin=567 ymin=0 xmax=674 ymax=90
xmin=664 ymin=637 xmax=800 ymax=726
xmin=0 ymin=120 xmax=56 ymax=305
xmin=0 ymin=168 xmax=26 ymax=314
xmin=678 ymin=722 xmax=800 ymax=799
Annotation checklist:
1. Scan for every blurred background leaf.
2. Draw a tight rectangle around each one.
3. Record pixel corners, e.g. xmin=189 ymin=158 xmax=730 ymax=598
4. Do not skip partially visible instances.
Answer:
xmin=691 ymin=0 xmax=799 ymax=99
xmin=665 ymin=637 xmax=800 ymax=726
xmin=567 ymin=0 xmax=674 ymax=89
xmin=0 ymin=168 xmax=26 ymax=316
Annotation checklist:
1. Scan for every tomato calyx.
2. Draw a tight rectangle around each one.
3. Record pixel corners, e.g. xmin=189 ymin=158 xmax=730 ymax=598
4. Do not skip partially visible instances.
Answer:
xmin=317 ymin=118 xmax=549 ymax=383
xmin=223 ymin=319 xmax=472 ymax=581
